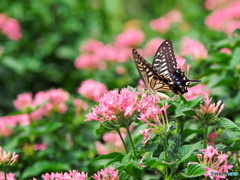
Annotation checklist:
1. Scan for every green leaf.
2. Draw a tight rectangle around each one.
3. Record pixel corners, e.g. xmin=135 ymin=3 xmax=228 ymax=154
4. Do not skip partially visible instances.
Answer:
xmin=89 ymin=152 xmax=123 ymax=163
xmin=186 ymin=95 xmax=204 ymax=108
xmin=178 ymin=141 xmax=203 ymax=162
xmin=179 ymin=163 xmax=206 ymax=178
xmin=230 ymin=47 xmax=240 ymax=68
xmin=20 ymin=161 xmax=69 ymax=180
xmin=118 ymin=163 xmax=143 ymax=180
xmin=217 ymin=117 xmax=240 ymax=132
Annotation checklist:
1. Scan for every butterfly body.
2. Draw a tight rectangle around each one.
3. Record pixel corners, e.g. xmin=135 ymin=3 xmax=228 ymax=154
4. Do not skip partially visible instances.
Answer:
xmin=133 ymin=40 xmax=200 ymax=97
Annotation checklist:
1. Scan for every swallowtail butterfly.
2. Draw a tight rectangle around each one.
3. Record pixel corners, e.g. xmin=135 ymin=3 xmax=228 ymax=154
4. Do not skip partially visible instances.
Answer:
xmin=133 ymin=40 xmax=200 ymax=98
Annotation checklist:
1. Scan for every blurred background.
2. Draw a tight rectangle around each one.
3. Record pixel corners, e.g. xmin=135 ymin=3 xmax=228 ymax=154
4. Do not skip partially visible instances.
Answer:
xmin=0 ymin=0 xmax=240 ymax=179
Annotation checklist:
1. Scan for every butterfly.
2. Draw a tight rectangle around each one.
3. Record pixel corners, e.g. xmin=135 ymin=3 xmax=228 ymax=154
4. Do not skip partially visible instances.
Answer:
xmin=132 ymin=40 xmax=200 ymax=97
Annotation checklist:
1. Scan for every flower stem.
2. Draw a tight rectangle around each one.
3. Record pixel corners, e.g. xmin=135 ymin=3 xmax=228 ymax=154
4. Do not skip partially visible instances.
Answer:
xmin=203 ymin=124 xmax=208 ymax=148
xmin=3 ymin=167 xmax=7 ymax=180
xmin=116 ymin=129 xmax=128 ymax=153
xmin=126 ymin=127 xmax=137 ymax=160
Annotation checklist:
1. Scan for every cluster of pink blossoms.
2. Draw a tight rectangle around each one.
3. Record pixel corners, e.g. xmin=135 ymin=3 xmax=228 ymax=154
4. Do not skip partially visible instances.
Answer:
xmin=41 ymin=170 xmax=88 ymax=180
xmin=39 ymin=167 xmax=119 ymax=180
xmin=150 ymin=10 xmax=182 ymax=34
xmin=13 ymin=88 xmax=69 ymax=120
xmin=204 ymin=0 xmax=239 ymax=10
xmin=192 ymin=146 xmax=233 ymax=180
xmin=86 ymin=88 xmax=169 ymax=124
xmin=0 ymin=172 xmax=16 ymax=180
xmin=93 ymin=167 xmax=119 ymax=180
xmin=77 ymin=79 xmax=108 ymax=102
xmin=179 ymin=37 xmax=208 ymax=61
xmin=74 ymin=28 xmax=144 ymax=70
xmin=0 ymin=14 xmax=22 ymax=41
xmin=205 ymin=1 xmax=240 ymax=36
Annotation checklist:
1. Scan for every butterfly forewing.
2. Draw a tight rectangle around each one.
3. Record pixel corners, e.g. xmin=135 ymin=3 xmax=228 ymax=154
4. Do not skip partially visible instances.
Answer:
xmin=132 ymin=49 xmax=172 ymax=97
xmin=153 ymin=40 xmax=177 ymax=79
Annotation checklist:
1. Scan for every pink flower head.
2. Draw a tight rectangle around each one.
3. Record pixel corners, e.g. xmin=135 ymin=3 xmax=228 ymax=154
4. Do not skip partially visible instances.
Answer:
xmin=137 ymin=94 xmax=170 ymax=127
xmin=0 ymin=146 xmax=19 ymax=166
xmin=208 ymin=131 xmax=218 ymax=145
xmin=143 ymin=38 xmax=165 ymax=57
xmin=47 ymin=88 xmax=69 ymax=106
xmin=78 ymin=79 xmax=108 ymax=102
xmin=205 ymin=1 xmax=240 ymax=36
xmin=179 ymin=37 xmax=208 ymax=60
xmin=0 ymin=171 xmax=16 ymax=180
xmin=0 ymin=14 xmax=22 ymax=41
xmin=79 ymin=39 xmax=104 ymax=54
xmin=185 ymin=84 xmax=211 ymax=101
xmin=220 ymin=48 xmax=231 ymax=54
xmin=150 ymin=10 xmax=182 ymax=34
xmin=92 ymin=167 xmax=119 ymax=180
xmin=194 ymin=96 xmax=224 ymax=124
xmin=0 ymin=114 xmax=30 ymax=136
xmin=74 ymin=54 xmax=106 ymax=70
xmin=34 ymin=143 xmax=47 ymax=151
xmin=85 ymin=88 xmax=139 ymax=122
xmin=195 ymin=146 xmax=233 ymax=180
xmin=42 ymin=170 xmax=88 ymax=180
xmin=204 ymin=0 xmax=238 ymax=10
xmin=114 ymin=28 xmax=145 ymax=48
xmin=13 ymin=92 xmax=32 ymax=111
xmin=139 ymin=128 xmax=152 ymax=146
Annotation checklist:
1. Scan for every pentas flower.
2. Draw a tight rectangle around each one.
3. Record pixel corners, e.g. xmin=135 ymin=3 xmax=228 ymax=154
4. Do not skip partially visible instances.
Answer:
xmin=13 ymin=92 xmax=32 ymax=111
xmin=79 ymin=39 xmax=104 ymax=54
xmin=194 ymin=97 xmax=224 ymax=124
xmin=208 ymin=131 xmax=218 ymax=145
xmin=0 ymin=172 xmax=16 ymax=180
xmin=204 ymin=0 xmax=238 ymax=10
xmin=150 ymin=10 xmax=182 ymax=34
xmin=185 ymin=84 xmax=211 ymax=101
xmin=42 ymin=170 xmax=88 ymax=180
xmin=74 ymin=54 xmax=106 ymax=70
xmin=194 ymin=146 xmax=233 ymax=180
xmin=179 ymin=37 xmax=208 ymax=61
xmin=137 ymin=94 xmax=170 ymax=127
xmin=85 ymin=88 xmax=140 ymax=122
xmin=0 ymin=147 xmax=19 ymax=166
xmin=0 ymin=14 xmax=22 ymax=41
xmin=139 ymin=128 xmax=151 ymax=146
xmin=176 ymin=56 xmax=191 ymax=73
xmin=114 ymin=28 xmax=145 ymax=48
xmin=34 ymin=143 xmax=47 ymax=151
xmin=0 ymin=114 xmax=30 ymax=136
xmin=205 ymin=1 xmax=240 ymax=36
xmin=78 ymin=79 xmax=108 ymax=102
xmin=220 ymin=48 xmax=231 ymax=54
xmin=92 ymin=167 xmax=119 ymax=180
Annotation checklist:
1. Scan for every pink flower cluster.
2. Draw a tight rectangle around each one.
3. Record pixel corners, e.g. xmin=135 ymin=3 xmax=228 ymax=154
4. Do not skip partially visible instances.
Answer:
xmin=179 ymin=37 xmax=208 ymax=60
xmin=185 ymin=84 xmax=211 ymax=100
xmin=85 ymin=88 xmax=140 ymax=122
xmin=0 ymin=114 xmax=30 ymax=136
xmin=93 ymin=167 xmax=119 ymax=180
xmin=204 ymin=0 xmax=239 ymax=10
xmin=74 ymin=28 xmax=144 ymax=70
xmin=13 ymin=88 xmax=69 ymax=120
xmin=196 ymin=146 xmax=233 ymax=180
xmin=194 ymin=97 xmax=224 ymax=123
xmin=142 ymin=38 xmax=165 ymax=57
xmin=0 ymin=172 xmax=16 ymax=180
xmin=0 ymin=146 xmax=19 ymax=166
xmin=77 ymin=79 xmax=108 ymax=102
xmin=150 ymin=10 xmax=182 ymax=34
xmin=205 ymin=1 xmax=240 ymax=36
xmin=0 ymin=14 xmax=22 ymax=41
xmin=41 ymin=170 xmax=88 ymax=180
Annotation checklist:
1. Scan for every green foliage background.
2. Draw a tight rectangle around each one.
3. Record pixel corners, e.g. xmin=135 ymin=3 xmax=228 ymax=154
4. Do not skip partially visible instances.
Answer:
xmin=0 ymin=0 xmax=240 ymax=179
